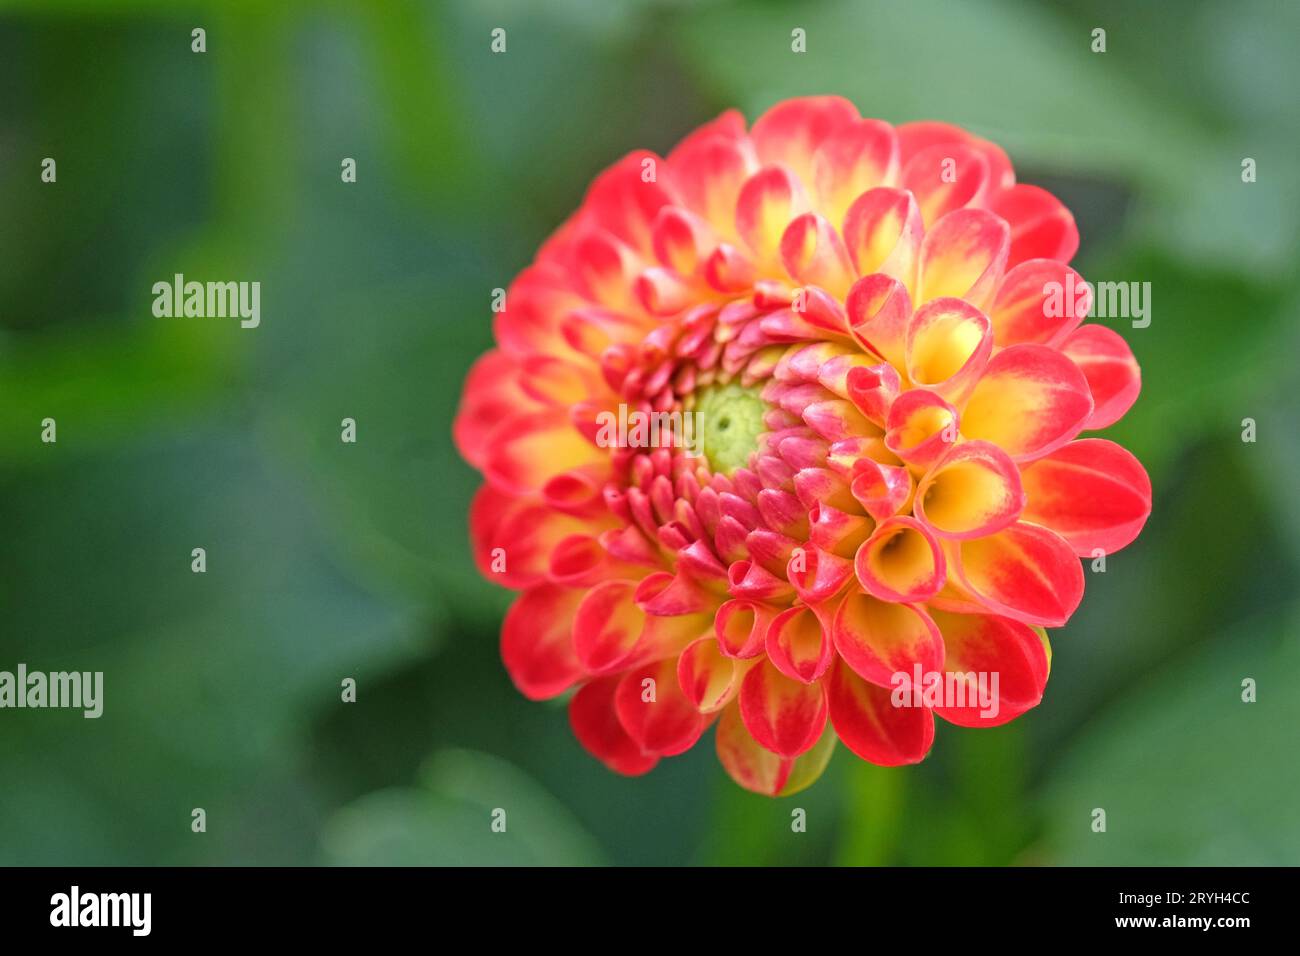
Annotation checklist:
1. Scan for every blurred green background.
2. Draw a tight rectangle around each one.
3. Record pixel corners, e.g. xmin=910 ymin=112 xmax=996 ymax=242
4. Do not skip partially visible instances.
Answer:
xmin=1 ymin=0 xmax=1297 ymax=866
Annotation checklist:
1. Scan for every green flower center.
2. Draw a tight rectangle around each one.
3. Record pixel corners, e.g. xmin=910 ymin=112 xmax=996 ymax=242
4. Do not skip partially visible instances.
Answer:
xmin=694 ymin=382 xmax=767 ymax=474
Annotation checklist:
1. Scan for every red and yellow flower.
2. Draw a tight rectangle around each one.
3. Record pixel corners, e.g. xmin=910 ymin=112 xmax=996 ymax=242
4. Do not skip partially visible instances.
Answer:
xmin=454 ymin=97 xmax=1150 ymax=795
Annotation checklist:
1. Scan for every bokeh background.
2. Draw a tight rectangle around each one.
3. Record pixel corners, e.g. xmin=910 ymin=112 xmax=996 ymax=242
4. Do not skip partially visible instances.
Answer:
xmin=2 ymin=0 xmax=1297 ymax=866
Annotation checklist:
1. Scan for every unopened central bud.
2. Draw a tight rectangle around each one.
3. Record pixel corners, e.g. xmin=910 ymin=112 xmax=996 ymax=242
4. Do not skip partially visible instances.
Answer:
xmin=695 ymin=382 xmax=767 ymax=474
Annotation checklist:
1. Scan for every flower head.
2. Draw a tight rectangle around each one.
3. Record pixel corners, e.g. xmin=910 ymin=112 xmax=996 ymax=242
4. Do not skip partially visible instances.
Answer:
xmin=455 ymin=97 xmax=1150 ymax=795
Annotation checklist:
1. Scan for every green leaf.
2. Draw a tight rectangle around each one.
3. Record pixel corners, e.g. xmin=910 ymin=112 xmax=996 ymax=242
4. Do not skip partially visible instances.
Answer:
xmin=321 ymin=748 xmax=604 ymax=865
xmin=1036 ymin=605 xmax=1300 ymax=865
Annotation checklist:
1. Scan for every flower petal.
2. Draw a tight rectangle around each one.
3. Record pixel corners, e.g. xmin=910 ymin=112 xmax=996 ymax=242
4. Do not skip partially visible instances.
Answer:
xmin=490 ymin=503 xmax=589 ymax=589
xmin=668 ymin=128 xmax=758 ymax=240
xmin=714 ymin=598 xmax=773 ymax=659
xmin=827 ymin=658 xmax=934 ymax=766
xmin=615 ymin=657 xmax=710 ymax=756
xmin=845 ymin=271 xmax=913 ymax=368
xmin=854 ymin=515 xmax=946 ymax=603
xmin=960 ymin=344 xmax=1093 ymax=462
xmin=766 ymin=605 xmax=836 ymax=684
xmin=715 ymin=700 xmax=835 ymax=796
xmin=751 ymin=95 xmax=860 ymax=188
xmin=569 ymin=675 xmax=658 ymax=776
xmin=832 ymin=589 xmax=944 ymax=688
xmin=990 ymin=259 xmax=1090 ymax=347
xmin=780 ymin=212 xmax=855 ymax=299
xmin=1061 ymin=324 xmax=1142 ymax=430
xmin=884 ymin=387 xmax=960 ymax=472
xmin=952 ymin=521 xmax=1084 ymax=627
xmin=929 ymin=609 xmax=1049 ymax=727
xmin=677 ymin=636 xmax=743 ymax=712
xmin=918 ymin=207 xmax=1009 ymax=310
xmin=812 ymin=117 xmax=899 ymax=224
xmin=842 ymin=187 xmax=923 ymax=295
xmin=485 ymin=410 xmax=605 ymax=494
xmin=736 ymin=165 xmax=810 ymax=268
xmin=992 ymin=183 xmax=1078 ymax=267
xmin=501 ymin=584 xmax=587 ymax=700
xmin=1019 ymin=438 xmax=1152 ymax=556
xmin=739 ymin=658 xmax=829 ymax=757
xmin=904 ymin=296 xmax=994 ymax=404
xmin=901 ymin=142 xmax=990 ymax=227
xmin=581 ymin=151 xmax=678 ymax=255
xmin=915 ymin=440 xmax=1025 ymax=539
xmin=572 ymin=579 xmax=647 ymax=673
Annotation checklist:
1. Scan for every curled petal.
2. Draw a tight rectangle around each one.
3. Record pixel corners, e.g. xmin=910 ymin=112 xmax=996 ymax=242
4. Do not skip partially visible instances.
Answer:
xmin=884 ymin=387 xmax=960 ymax=472
xmin=569 ymin=676 xmax=658 ymax=776
xmin=714 ymin=598 xmax=773 ymax=659
xmin=952 ymin=521 xmax=1084 ymax=627
xmin=705 ymin=242 xmax=758 ymax=293
xmin=992 ymin=183 xmax=1078 ymax=267
xmin=809 ymin=501 xmax=875 ymax=559
xmin=1019 ymin=438 xmax=1152 ymax=556
xmin=832 ymin=590 xmax=944 ymax=688
xmin=787 ymin=545 xmax=855 ymax=606
xmin=615 ymin=657 xmax=710 ymax=756
xmin=668 ymin=126 xmax=757 ymax=239
xmin=635 ymin=267 xmax=692 ymax=315
xmin=896 ymin=121 xmax=1014 ymax=193
xmin=827 ymin=658 xmax=934 ymax=766
xmin=651 ymin=204 xmax=716 ymax=277
xmin=550 ymin=533 xmax=641 ymax=587
xmin=573 ymin=579 xmax=647 ymax=673
xmin=766 ymin=605 xmax=836 ymax=684
xmin=812 ymin=117 xmax=900 ymax=223
xmin=678 ymin=637 xmax=743 ymax=712
xmin=715 ymin=700 xmax=835 ymax=796
xmin=736 ymin=165 xmax=810 ymax=267
xmin=904 ymin=296 xmax=994 ymax=403
xmin=842 ymin=188 xmax=923 ymax=295
xmin=1061 ymin=324 xmax=1142 ymax=430
xmin=990 ymin=259 xmax=1090 ymax=347
xmin=801 ymin=399 xmax=872 ymax=443
xmin=929 ymin=610 xmax=1050 ymax=727
xmin=849 ymin=458 xmax=913 ymax=522
xmin=918 ymin=207 xmax=1009 ymax=310
xmin=960 ymin=344 xmax=1093 ymax=462
xmin=849 ymin=375 xmax=901 ymax=435
xmin=900 ymin=143 xmax=990 ymax=227
xmin=739 ymin=658 xmax=829 ymax=757
xmin=780 ymin=213 xmax=856 ymax=299
xmin=635 ymin=569 xmax=715 ymax=616
xmin=792 ymin=466 xmax=857 ymax=513
xmin=751 ymin=95 xmax=860 ymax=188
xmin=855 ymin=515 xmax=946 ymax=603
xmin=493 ymin=266 xmax=585 ymax=360
xmin=915 ymin=440 xmax=1025 ymax=539
xmin=729 ymin=557 xmax=796 ymax=602
xmin=845 ymin=271 xmax=913 ymax=368
xmin=542 ymin=468 xmax=609 ymax=518
xmin=581 ymin=150 xmax=677 ymax=255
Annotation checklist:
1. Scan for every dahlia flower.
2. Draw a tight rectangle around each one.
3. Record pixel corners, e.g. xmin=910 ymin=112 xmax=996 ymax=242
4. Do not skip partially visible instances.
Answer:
xmin=454 ymin=97 xmax=1150 ymax=795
